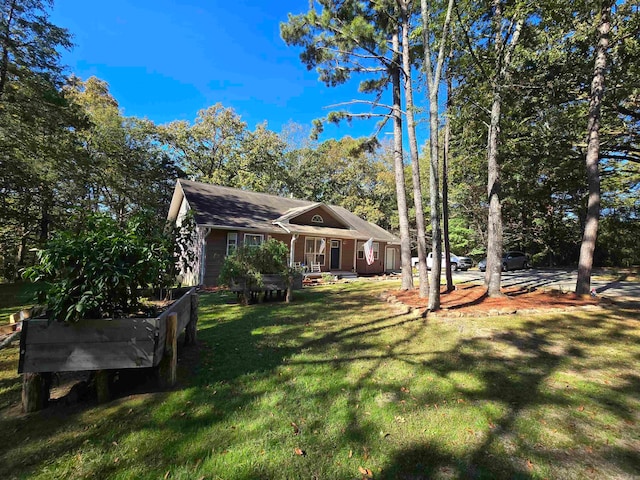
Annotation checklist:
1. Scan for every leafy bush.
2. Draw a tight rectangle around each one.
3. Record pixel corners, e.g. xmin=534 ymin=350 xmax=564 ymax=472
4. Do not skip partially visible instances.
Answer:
xmin=23 ymin=213 xmax=189 ymax=322
xmin=218 ymin=239 xmax=291 ymax=293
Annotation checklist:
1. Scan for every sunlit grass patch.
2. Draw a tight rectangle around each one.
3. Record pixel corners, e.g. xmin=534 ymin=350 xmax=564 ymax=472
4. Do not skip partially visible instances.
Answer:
xmin=0 ymin=281 xmax=638 ymax=479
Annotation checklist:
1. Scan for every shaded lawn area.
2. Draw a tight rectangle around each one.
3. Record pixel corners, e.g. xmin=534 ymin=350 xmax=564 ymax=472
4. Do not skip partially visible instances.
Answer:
xmin=0 ymin=281 xmax=639 ymax=479
xmin=0 ymin=282 xmax=40 ymax=320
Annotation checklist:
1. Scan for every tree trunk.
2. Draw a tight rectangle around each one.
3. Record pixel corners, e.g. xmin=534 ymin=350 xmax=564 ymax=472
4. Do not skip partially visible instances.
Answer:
xmin=443 ymin=68 xmax=454 ymax=292
xmin=484 ymin=0 xmax=523 ymax=297
xmin=392 ymin=29 xmax=414 ymax=291
xmin=0 ymin=0 xmax=16 ymax=102
xmin=576 ymin=1 xmax=612 ymax=294
xmin=485 ymin=88 xmax=504 ymax=297
xmin=427 ymin=89 xmax=442 ymax=310
xmin=399 ymin=0 xmax=429 ymax=298
xmin=421 ymin=0 xmax=454 ymax=311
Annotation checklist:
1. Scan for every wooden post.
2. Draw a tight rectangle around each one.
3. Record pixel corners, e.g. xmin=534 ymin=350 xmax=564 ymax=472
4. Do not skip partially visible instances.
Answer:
xmin=185 ymin=293 xmax=198 ymax=345
xmin=286 ymin=275 xmax=293 ymax=303
xmin=158 ymin=313 xmax=178 ymax=388
xmin=22 ymin=372 xmax=51 ymax=413
xmin=95 ymin=370 xmax=110 ymax=403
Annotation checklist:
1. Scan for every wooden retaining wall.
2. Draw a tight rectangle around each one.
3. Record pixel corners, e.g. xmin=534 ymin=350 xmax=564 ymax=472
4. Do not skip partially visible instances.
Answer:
xmin=18 ymin=287 xmax=196 ymax=374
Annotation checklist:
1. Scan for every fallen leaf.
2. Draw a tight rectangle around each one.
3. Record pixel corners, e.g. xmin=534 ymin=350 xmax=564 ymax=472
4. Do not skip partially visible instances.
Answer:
xmin=114 ymin=457 xmax=119 ymax=463
xmin=348 ymin=450 xmax=353 ymax=458
xmin=577 ymin=406 xmax=585 ymax=412
xmin=112 ymin=441 xmax=118 ymax=447
xmin=488 ymin=422 xmax=496 ymax=429
xmin=164 ymin=471 xmax=170 ymax=479
xmin=358 ymin=466 xmax=373 ymax=477
xmin=401 ymin=386 xmax=410 ymax=393
xmin=291 ymin=422 xmax=300 ymax=435
xmin=294 ymin=447 xmax=307 ymax=457
xmin=526 ymin=459 xmax=534 ymax=470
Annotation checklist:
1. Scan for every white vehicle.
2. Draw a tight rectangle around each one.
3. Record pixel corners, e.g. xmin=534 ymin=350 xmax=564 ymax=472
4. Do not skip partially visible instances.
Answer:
xmin=426 ymin=252 xmax=473 ymax=271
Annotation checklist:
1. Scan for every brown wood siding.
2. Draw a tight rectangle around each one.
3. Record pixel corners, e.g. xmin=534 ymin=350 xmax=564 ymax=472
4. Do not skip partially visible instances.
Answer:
xmin=290 ymin=206 xmax=348 ymax=229
xmin=355 ymin=240 xmax=385 ymax=274
xmin=204 ymin=230 xmax=229 ymax=286
xmin=204 ymin=231 xmax=294 ymax=286
xmin=269 ymin=233 xmax=291 ymax=245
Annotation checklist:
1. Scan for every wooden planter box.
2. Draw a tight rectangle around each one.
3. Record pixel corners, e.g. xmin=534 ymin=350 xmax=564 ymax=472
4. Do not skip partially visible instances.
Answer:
xmin=18 ymin=287 xmax=197 ymax=374
xmin=230 ymin=273 xmax=303 ymax=293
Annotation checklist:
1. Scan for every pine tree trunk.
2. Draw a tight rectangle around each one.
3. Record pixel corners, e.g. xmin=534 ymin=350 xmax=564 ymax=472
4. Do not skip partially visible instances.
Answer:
xmin=400 ymin=0 xmax=429 ymax=297
xmin=392 ymin=30 xmax=413 ymax=290
xmin=576 ymin=1 xmax=612 ymax=294
xmin=443 ymin=69 xmax=454 ymax=292
xmin=421 ymin=0 xmax=454 ymax=311
xmin=427 ymin=90 xmax=442 ymax=310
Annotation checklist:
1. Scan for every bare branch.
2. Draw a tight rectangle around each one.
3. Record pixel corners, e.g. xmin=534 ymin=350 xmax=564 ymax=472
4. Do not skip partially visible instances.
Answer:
xmin=326 ymin=99 xmax=396 ymax=110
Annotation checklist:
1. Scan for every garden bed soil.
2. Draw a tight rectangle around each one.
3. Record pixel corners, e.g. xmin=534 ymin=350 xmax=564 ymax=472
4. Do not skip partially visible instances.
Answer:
xmin=388 ymin=283 xmax=602 ymax=316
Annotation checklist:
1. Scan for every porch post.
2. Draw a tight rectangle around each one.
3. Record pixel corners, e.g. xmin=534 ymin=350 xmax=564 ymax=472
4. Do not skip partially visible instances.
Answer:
xmin=353 ymin=240 xmax=357 ymax=272
xmin=290 ymin=234 xmax=298 ymax=267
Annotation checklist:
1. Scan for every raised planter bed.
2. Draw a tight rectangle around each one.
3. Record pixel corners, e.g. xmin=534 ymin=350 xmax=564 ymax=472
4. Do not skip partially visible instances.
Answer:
xmin=17 ymin=287 xmax=198 ymax=411
xmin=230 ymin=273 xmax=303 ymax=292
xmin=229 ymin=273 xmax=303 ymax=304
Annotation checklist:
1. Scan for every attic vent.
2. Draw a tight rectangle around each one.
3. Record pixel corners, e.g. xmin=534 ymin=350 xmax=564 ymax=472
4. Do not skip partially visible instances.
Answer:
xmin=311 ymin=214 xmax=324 ymax=224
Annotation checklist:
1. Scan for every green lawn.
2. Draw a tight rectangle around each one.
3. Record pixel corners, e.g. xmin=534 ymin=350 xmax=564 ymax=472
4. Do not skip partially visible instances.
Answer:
xmin=1 ymin=281 xmax=639 ymax=479
xmin=0 ymin=282 xmax=40 ymax=320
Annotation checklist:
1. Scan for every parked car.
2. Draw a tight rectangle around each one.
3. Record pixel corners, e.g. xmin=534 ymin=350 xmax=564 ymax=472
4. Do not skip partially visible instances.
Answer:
xmin=478 ymin=251 xmax=530 ymax=272
xmin=424 ymin=252 xmax=473 ymax=271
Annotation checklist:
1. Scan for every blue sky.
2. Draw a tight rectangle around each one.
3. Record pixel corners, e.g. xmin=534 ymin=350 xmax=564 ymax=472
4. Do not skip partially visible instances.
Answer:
xmin=49 ymin=0 xmax=424 ymax=142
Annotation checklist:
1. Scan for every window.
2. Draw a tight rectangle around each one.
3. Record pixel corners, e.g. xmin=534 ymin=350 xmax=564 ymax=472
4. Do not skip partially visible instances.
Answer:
xmin=226 ymin=232 xmax=238 ymax=256
xmin=357 ymin=241 xmax=379 ymax=260
xmin=244 ymin=233 xmax=263 ymax=248
xmin=305 ymin=237 xmax=326 ymax=265
xmin=311 ymin=214 xmax=324 ymax=223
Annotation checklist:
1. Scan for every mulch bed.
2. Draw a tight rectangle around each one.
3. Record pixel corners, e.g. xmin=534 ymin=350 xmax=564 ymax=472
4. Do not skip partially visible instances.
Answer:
xmin=388 ymin=283 xmax=601 ymax=317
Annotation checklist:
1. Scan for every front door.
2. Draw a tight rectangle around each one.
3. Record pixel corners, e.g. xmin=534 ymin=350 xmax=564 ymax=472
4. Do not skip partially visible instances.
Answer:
xmin=330 ymin=240 xmax=341 ymax=270
xmin=385 ymin=247 xmax=396 ymax=271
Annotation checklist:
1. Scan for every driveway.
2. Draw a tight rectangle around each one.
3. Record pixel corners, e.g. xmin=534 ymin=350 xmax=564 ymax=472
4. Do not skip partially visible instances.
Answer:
xmin=451 ymin=268 xmax=640 ymax=300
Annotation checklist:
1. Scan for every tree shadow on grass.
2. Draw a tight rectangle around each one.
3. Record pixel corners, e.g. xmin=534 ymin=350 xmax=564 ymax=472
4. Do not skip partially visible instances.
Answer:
xmin=1 ymin=286 xmax=638 ymax=479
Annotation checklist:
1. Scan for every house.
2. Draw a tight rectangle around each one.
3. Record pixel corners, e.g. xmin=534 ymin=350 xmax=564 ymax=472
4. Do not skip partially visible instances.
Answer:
xmin=167 ymin=179 xmax=401 ymax=286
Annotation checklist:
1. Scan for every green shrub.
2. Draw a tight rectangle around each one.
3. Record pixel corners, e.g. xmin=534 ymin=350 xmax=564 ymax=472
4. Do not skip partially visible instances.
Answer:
xmin=23 ymin=213 xmax=189 ymax=322
xmin=218 ymin=239 xmax=292 ymax=301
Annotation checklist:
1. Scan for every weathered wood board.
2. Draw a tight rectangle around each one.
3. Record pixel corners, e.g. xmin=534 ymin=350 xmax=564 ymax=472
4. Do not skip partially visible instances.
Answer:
xmin=18 ymin=288 xmax=196 ymax=373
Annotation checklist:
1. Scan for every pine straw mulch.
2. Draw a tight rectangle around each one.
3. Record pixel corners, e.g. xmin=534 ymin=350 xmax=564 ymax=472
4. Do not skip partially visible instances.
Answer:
xmin=385 ymin=283 xmax=604 ymax=318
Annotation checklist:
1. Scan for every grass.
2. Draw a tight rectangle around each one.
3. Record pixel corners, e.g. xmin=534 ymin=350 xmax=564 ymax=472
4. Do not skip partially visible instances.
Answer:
xmin=0 ymin=282 xmax=41 ymax=320
xmin=1 ymin=280 xmax=639 ymax=479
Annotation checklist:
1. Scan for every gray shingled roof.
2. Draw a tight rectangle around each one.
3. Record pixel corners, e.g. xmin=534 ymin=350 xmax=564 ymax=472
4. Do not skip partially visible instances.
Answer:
xmin=177 ymin=180 xmax=399 ymax=243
